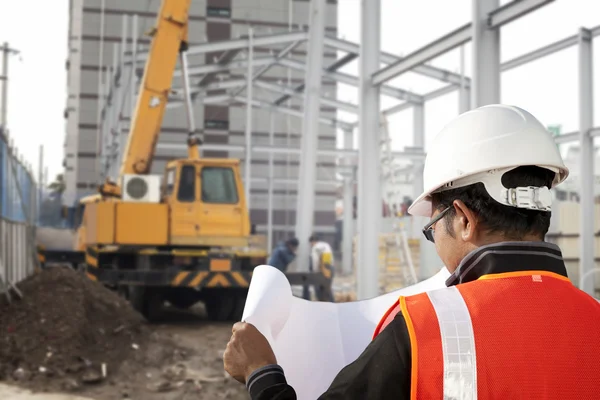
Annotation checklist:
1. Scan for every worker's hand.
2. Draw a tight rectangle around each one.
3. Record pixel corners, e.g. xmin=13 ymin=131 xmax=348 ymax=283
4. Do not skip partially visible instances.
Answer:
xmin=223 ymin=322 xmax=277 ymax=384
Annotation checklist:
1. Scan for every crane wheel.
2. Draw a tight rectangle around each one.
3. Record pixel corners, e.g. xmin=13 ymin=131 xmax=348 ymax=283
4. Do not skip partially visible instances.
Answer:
xmin=166 ymin=288 xmax=199 ymax=310
xmin=229 ymin=290 xmax=248 ymax=322
xmin=128 ymin=286 xmax=165 ymax=323
xmin=204 ymin=289 xmax=236 ymax=322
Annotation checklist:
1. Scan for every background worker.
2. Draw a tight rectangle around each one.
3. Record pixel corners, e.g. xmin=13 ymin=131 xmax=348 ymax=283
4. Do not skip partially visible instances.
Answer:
xmin=223 ymin=104 xmax=600 ymax=399
xmin=302 ymin=234 xmax=335 ymax=301
xmin=268 ymin=237 xmax=299 ymax=273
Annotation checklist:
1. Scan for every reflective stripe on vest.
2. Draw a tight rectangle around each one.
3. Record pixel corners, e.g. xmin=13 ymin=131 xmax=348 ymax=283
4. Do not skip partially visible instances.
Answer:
xmin=373 ymin=270 xmax=600 ymax=399
xmin=426 ymin=286 xmax=477 ymax=400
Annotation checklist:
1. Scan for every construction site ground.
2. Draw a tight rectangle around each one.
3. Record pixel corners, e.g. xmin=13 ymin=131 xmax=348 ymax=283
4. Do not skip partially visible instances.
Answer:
xmin=0 ymin=267 xmax=250 ymax=400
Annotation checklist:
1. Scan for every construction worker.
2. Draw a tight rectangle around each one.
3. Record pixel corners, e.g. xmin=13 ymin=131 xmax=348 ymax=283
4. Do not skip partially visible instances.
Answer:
xmin=302 ymin=234 xmax=335 ymax=301
xmin=268 ymin=237 xmax=299 ymax=273
xmin=223 ymin=104 xmax=600 ymax=399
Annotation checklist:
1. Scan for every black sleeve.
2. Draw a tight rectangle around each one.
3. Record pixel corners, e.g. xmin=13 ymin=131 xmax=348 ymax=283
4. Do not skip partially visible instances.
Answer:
xmin=249 ymin=313 xmax=411 ymax=400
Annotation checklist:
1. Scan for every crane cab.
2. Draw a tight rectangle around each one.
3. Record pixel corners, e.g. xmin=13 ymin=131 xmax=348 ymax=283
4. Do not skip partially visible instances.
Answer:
xmin=162 ymin=158 xmax=251 ymax=244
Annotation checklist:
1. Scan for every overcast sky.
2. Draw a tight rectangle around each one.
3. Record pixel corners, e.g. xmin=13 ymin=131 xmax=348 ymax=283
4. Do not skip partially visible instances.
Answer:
xmin=0 ymin=0 xmax=599 ymax=185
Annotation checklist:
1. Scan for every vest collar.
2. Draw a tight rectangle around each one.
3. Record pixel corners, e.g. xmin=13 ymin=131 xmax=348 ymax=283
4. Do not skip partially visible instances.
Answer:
xmin=445 ymin=241 xmax=568 ymax=287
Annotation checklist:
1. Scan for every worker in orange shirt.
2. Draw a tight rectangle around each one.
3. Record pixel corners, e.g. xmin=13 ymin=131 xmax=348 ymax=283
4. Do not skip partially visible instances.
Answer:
xmin=223 ymin=104 xmax=600 ymax=399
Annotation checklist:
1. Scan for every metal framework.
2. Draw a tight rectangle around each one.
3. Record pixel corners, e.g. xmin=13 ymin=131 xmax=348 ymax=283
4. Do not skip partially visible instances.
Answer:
xmin=94 ymin=0 xmax=599 ymax=299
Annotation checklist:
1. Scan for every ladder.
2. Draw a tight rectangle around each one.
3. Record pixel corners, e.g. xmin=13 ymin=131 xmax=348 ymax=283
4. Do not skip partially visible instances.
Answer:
xmin=379 ymin=114 xmax=418 ymax=287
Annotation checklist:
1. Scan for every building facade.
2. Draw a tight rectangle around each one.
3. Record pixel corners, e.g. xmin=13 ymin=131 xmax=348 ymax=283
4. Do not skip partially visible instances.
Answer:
xmin=64 ymin=0 xmax=339 ymax=247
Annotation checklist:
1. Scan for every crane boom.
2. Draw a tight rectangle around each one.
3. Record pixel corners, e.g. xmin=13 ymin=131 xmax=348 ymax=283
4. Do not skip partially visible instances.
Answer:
xmin=118 ymin=0 xmax=191 ymax=177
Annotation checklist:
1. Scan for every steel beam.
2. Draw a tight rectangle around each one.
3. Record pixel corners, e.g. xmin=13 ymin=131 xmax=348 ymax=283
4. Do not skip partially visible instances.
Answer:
xmin=126 ymin=31 xmax=308 ymax=63
xmin=472 ymin=0 xmax=501 ymax=106
xmin=388 ymin=23 xmax=600 ymax=104
xmin=554 ymin=131 xmax=580 ymax=144
xmin=231 ymin=40 xmax=303 ymax=100
xmin=171 ymin=78 xmax=247 ymax=98
xmin=372 ymin=24 xmax=471 ymax=86
xmin=232 ymin=95 xmax=354 ymax=131
xmin=323 ymin=36 xmax=471 ymax=87
xmin=488 ymin=0 xmax=554 ymax=28
xmin=273 ymin=52 xmax=358 ymax=106
xmin=382 ymin=102 xmax=412 ymax=117
xmin=578 ymin=27 xmax=595 ymax=296
xmin=502 ymin=35 xmax=578 ymax=72
xmin=174 ymin=56 xmax=277 ymax=77
xmin=278 ymin=57 xmax=422 ymax=103
xmin=166 ymin=94 xmax=230 ymax=109
xmin=371 ymin=0 xmax=554 ymax=87
xmin=357 ymin=0 xmax=381 ymax=299
xmin=156 ymin=143 xmax=425 ymax=160
xmin=254 ymin=80 xmax=358 ymax=114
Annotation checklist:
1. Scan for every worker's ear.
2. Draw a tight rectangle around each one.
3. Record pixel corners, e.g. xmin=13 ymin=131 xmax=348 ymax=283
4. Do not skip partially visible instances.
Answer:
xmin=451 ymin=200 xmax=478 ymax=242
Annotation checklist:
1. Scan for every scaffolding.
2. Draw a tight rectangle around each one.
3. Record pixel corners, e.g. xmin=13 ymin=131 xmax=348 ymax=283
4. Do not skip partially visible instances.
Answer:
xmin=94 ymin=0 xmax=600 ymax=299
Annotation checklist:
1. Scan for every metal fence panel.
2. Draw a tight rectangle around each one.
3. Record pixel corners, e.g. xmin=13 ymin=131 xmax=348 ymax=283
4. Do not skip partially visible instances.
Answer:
xmin=0 ymin=136 xmax=37 ymax=296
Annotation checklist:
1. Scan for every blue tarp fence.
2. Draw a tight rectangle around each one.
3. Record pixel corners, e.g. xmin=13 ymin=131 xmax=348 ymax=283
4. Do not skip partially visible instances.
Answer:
xmin=0 ymin=137 xmax=36 ymax=223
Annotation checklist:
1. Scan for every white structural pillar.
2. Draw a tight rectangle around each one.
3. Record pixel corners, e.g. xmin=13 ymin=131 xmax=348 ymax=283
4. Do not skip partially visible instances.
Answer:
xmin=267 ymin=110 xmax=275 ymax=252
xmin=294 ymin=0 xmax=326 ymax=272
xmin=244 ymin=27 xmax=254 ymax=208
xmin=357 ymin=0 xmax=381 ymax=299
xmin=342 ymin=128 xmax=354 ymax=276
xmin=412 ymin=104 xmax=425 ymax=197
xmin=472 ymin=0 xmax=500 ymax=107
xmin=578 ymin=27 xmax=595 ymax=296
xmin=459 ymin=45 xmax=471 ymax=113
xmin=413 ymin=104 xmax=437 ymax=280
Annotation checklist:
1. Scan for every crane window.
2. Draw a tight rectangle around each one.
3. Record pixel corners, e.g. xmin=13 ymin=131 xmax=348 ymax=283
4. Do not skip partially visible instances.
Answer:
xmin=177 ymin=165 xmax=196 ymax=202
xmin=201 ymin=167 xmax=238 ymax=204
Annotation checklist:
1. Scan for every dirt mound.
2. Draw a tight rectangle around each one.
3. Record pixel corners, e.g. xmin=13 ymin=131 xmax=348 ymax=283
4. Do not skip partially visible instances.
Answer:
xmin=0 ymin=267 xmax=159 ymax=392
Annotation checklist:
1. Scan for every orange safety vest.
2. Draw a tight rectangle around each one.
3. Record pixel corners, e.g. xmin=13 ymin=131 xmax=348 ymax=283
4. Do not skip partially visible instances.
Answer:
xmin=373 ymin=271 xmax=600 ymax=399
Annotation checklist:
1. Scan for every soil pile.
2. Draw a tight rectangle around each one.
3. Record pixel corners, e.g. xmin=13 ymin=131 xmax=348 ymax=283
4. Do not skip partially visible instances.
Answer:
xmin=0 ymin=267 xmax=150 ymax=391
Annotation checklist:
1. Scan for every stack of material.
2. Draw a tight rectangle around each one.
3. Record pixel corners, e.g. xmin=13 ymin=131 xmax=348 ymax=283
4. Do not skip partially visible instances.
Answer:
xmin=351 ymin=234 xmax=420 ymax=294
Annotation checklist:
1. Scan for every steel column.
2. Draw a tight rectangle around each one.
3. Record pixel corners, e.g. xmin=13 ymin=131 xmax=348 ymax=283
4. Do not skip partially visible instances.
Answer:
xmin=130 ymin=14 xmax=138 ymax=117
xmin=412 ymin=104 xmax=425 ymax=197
xmin=357 ymin=0 xmax=381 ymax=299
xmin=472 ymin=0 xmax=501 ymax=106
xmin=459 ymin=45 xmax=470 ymax=113
xmin=578 ymin=28 xmax=595 ymax=296
xmin=295 ymin=0 xmax=326 ymax=272
xmin=95 ymin=0 xmax=106 ymax=181
xmin=267 ymin=111 xmax=275 ymax=251
xmin=342 ymin=128 xmax=354 ymax=276
xmin=244 ymin=28 xmax=254 ymax=207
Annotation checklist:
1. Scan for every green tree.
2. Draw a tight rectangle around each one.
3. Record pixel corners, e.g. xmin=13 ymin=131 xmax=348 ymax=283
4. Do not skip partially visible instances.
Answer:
xmin=48 ymin=173 xmax=65 ymax=197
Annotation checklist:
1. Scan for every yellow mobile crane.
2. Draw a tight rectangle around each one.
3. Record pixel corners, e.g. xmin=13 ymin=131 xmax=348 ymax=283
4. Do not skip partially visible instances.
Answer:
xmin=39 ymin=0 xmax=333 ymax=321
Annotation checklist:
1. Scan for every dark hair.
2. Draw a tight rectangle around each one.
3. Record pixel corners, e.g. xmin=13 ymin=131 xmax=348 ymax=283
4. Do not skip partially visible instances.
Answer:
xmin=309 ymin=233 xmax=321 ymax=242
xmin=286 ymin=237 xmax=299 ymax=247
xmin=431 ymin=166 xmax=555 ymax=240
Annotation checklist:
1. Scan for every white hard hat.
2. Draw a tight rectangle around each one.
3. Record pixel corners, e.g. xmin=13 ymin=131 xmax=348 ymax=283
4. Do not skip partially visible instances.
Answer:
xmin=408 ymin=104 xmax=569 ymax=217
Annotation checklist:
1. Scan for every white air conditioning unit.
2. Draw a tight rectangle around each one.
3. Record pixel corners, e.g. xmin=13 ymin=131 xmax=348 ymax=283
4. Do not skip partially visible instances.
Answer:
xmin=122 ymin=174 xmax=161 ymax=203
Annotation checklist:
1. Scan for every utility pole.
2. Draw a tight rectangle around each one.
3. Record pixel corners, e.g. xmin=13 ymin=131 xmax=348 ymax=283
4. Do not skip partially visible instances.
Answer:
xmin=0 ymin=42 xmax=20 ymax=135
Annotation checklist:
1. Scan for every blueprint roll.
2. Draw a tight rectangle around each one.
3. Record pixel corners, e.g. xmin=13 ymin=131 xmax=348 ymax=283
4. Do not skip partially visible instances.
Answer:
xmin=243 ymin=264 xmax=451 ymax=400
